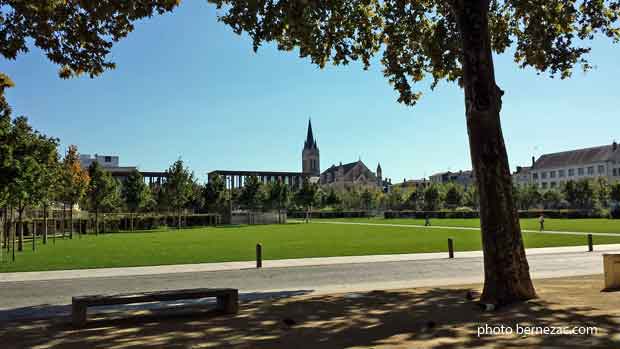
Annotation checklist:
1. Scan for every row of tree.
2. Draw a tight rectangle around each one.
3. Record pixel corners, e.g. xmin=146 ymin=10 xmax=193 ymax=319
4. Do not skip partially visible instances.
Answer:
xmin=200 ymin=176 xmax=620 ymax=215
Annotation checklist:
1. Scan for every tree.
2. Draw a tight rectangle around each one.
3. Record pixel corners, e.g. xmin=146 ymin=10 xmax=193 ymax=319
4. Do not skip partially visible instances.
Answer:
xmin=88 ymin=161 xmax=120 ymax=234
xmin=562 ymin=180 xmax=579 ymax=209
xmin=209 ymin=0 xmax=620 ymax=305
xmin=122 ymin=170 xmax=151 ymax=231
xmin=30 ymin=133 xmax=60 ymax=245
xmin=324 ymin=188 xmax=342 ymax=208
xmin=238 ymin=175 xmax=265 ymax=212
xmin=295 ymin=178 xmax=318 ymax=222
xmin=611 ymin=183 xmax=620 ymax=203
xmin=163 ymin=159 xmax=194 ymax=229
xmin=204 ymin=174 xmax=227 ymax=213
xmin=266 ymin=180 xmax=290 ymax=223
xmin=0 ymin=2 xmax=181 ymax=108
xmin=444 ymin=184 xmax=463 ymax=209
xmin=463 ymin=185 xmax=479 ymax=210
xmin=423 ymin=185 xmax=441 ymax=211
xmin=575 ymin=179 xmax=595 ymax=210
xmin=61 ymin=145 xmax=90 ymax=239
xmin=542 ymin=190 xmax=562 ymax=210
xmin=594 ymin=177 xmax=610 ymax=208
xmin=361 ymin=189 xmax=374 ymax=212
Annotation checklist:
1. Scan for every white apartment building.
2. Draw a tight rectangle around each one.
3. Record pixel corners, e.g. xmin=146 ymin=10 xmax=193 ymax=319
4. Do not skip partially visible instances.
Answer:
xmin=79 ymin=154 xmax=120 ymax=168
xmin=528 ymin=142 xmax=620 ymax=190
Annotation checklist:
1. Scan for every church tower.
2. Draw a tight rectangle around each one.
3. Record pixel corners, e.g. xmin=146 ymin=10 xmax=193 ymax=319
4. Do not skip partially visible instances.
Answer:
xmin=376 ymin=163 xmax=383 ymax=186
xmin=302 ymin=119 xmax=320 ymax=176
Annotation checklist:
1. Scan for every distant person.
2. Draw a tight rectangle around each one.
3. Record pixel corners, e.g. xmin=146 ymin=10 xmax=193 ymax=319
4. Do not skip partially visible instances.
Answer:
xmin=538 ymin=214 xmax=545 ymax=231
xmin=425 ymin=215 xmax=431 ymax=227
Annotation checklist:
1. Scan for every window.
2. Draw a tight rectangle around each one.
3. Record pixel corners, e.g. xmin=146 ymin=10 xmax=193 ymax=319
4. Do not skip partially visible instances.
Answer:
xmin=550 ymin=171 xmax=556 ymax=178
xmin=578 ymin=168 xmax=584 ymax=176
xmin=614 ymin=168 xmax=618 ymax=176
xmin=105 ymin=156 xmax=112 ymax=163
xmin=559 ymin=169 xmax=565 ymax=177
xmin=541 ymin=172 xmax=548 ymax=179
xmin=550 ymin=182 xmax=557 ymax=188
xmin=533 ymin=173 xmax=539 ymax=180
xmin=598 ymin=165 xmax=605 ymax=174
xmin=568 ymin=168 xmax=575 ymax=177
xmin=542 ymin=182 xmax=548 ymax=189
xmin=587 ymin=166 xmax=594 ymax=175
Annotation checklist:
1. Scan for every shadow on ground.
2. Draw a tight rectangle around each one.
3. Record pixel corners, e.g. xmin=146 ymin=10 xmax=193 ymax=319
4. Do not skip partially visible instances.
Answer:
xmin=1 ymin=275 xmax=618 ymax=348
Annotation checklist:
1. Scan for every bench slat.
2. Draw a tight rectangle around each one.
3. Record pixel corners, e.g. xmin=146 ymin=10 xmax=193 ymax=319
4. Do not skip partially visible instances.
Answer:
xmin=73 ymin=288 xmax=237 ymax=306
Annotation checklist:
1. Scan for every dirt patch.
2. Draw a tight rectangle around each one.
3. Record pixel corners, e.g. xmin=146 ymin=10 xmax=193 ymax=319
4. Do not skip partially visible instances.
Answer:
xmin=2 ymin=275 xmax=619 ymax=348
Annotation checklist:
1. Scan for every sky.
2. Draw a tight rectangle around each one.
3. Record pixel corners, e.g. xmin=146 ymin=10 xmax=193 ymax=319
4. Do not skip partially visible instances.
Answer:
xmin=1 ymin=2 xmax=619 ymax=183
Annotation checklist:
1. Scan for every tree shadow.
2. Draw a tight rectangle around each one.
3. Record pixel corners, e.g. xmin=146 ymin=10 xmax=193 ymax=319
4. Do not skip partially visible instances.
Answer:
xmin=1 ymin=278 xmax=619 ymax=348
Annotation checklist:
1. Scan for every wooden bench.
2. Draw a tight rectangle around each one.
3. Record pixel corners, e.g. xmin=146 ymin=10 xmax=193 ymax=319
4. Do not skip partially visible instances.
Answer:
xmin=72 ymin=288 xmax=238 ymax=327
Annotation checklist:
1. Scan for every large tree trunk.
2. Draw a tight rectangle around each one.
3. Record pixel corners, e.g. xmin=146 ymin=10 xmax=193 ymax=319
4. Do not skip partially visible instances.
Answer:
xmin=453 ymin=0 xmax=536 ymax=306
xmin=32 ymin=218 xmax=36 ymax=251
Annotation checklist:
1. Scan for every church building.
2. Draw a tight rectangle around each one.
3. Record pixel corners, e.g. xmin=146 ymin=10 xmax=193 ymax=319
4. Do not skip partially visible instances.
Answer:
xmin=302 ymin=119 xmax=389 ymax=191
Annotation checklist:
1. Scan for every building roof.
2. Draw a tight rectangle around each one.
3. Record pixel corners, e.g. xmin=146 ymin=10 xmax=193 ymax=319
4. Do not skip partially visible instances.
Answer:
xmin=321 ymin=161 xmax=359 ymax=177
xmin=533 ymin=143 xmax=619 ymax=170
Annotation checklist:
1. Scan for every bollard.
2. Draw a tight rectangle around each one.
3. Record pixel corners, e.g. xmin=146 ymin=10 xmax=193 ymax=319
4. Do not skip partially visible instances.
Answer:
xmin=256 ymin=243 xmax=262 ymax=268
xmin=448 ymin=238 xmax=454 ymax=259
xmin=588 ymin=234 xmax=593 ymax=252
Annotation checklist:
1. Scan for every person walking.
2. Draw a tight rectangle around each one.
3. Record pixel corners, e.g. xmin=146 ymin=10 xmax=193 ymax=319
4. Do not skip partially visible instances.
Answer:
xmin=538 ymin=214 xmax=545 ymax=231
xmin=425 ymin=214 xmax=431 ymax=227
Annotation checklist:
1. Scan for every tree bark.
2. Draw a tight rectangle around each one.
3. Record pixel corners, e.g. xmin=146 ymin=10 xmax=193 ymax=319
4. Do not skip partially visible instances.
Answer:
xmin=95 ymin=210 xmax=99 ymax=236
xmin=32 ymin=218 xmax=36 ymax=251
xmin=69 ymin=202 xmax=74 ymax=239
xmin=43 ymin=204 xmax=48 ymax=244
xmin=17 ymin=206 xmax=23 ymax=252
xmin=453 ymin=0 xmax=536 ymax=306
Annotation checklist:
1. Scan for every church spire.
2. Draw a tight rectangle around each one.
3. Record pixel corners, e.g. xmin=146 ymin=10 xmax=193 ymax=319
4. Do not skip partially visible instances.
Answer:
xmin=304 ymin=118 xmax=317 ymax=150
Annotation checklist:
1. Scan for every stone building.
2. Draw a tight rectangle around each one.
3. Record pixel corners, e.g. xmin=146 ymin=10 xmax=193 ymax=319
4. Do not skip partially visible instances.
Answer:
xmin=320 ymin=160 xmax=389 ymax=191
xmin=429 ymin=170 xmax=475 ymax=188
xmin=528 ymin=141 xmax=620 ymax=190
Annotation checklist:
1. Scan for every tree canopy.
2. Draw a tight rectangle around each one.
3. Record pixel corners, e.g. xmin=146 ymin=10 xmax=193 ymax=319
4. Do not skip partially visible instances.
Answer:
xmin=208 ymin=0 xmax=620 ymax=105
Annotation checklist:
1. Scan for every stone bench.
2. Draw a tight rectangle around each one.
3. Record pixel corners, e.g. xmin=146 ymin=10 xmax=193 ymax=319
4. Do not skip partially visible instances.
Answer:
xmin=72 ymin=288 xmax=238 ymax=327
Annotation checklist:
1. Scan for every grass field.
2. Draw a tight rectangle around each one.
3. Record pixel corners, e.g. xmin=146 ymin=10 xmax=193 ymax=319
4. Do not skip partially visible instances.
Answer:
xmin=321 ymin=217 xmax=620 ymax=234
xmin=2 ymin=218 xmax=620 ymax=273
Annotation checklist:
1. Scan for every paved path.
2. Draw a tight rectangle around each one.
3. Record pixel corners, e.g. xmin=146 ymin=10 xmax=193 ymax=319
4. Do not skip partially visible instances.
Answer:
xmin=3 ymin=244 xmax=620 ymax=283
xmin=308 ymin=220 xmax=620 ymax=236
xmin=0 ymin=248 xmax=616 ymax=321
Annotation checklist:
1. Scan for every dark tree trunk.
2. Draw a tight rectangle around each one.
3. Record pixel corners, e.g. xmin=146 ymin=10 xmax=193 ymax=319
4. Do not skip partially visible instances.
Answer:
xmin=69 ymin=202 xmax=74 ymax=239
xmin=95 ymin=209 xmax=99 ymax=236
xmin=62 ymin=203 xmax=66 ymax=238
xmin=32 ymin=218 xmax=36 ymax=251
xmin=43 ymin=204 xmax=48 ymax=244
xmin=17 ymin=206 xmax=23 ymax=252
xmin=453 ymin=0 xmax=536 ymax=306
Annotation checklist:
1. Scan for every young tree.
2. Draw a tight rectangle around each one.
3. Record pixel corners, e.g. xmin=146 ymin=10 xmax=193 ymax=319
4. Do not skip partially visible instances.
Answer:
xmin=121 ymin=170 xmax=151 ymax=231
xmin=562 ymin=180 xmax=579 ymax=209
xmin=163 ymin=159 xmax=195 ymax=229
xmin=88 ymin=162 xmax=120 ymax=234
xmin=61 ymin=145 xmax=90 ymax=239
xmin=594 ymin=177 xmax=610 ymax=208
xmin=266 ymin=180 xmax=290 ymax=223
xmin=209 ymin=0 xmax=620 ymax=305
xmin=295 ymin=178 xmax=318 ymax=222
xmin=204 ymin=174 xmax=227 ymax=213
xmin=575 ymin=179 xmax=595 ymax=210
xmin=423 ymin=185 xmax=441 ymax=211
xmin=31 ymin=133 xmax=61 ymax=245
xmin=463 ymin=185 xmax=480 ymax=210
xmin=542 ymin=190 xmax=563 ymax=210
xmin=324 ymin=188 xmax=342 ymax=208
xmin=238 ymin=175 xmax=265 ymax=212
xmin=444 ymin=184 xmax=464 ymax=209
xmin=361 ymin=189 xmax=374 ymax=212
xmin=611 ymin=183 xmax=620 ymax=203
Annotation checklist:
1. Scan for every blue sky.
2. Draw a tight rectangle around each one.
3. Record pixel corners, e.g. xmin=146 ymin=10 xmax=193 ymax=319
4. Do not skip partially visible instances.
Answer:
xmin=1 ymin=2 xmax=619 ymax=183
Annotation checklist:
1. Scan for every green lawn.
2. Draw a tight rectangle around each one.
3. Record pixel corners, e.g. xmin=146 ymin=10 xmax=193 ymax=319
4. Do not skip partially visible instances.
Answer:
xmin=2 ymin=220 xmax=620 ymax=273
xmin=321 ymin=217 xmax=620 ymax=234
